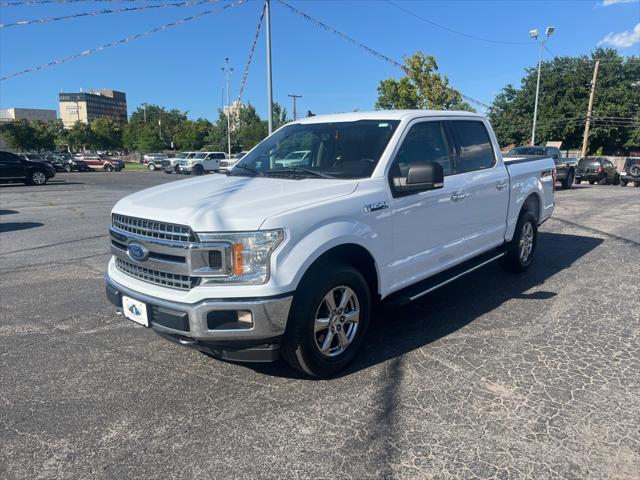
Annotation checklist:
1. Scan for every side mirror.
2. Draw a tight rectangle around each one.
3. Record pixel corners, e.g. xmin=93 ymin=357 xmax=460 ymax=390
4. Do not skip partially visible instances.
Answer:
xmin=393 ymin=161 xmax=444 ymax=195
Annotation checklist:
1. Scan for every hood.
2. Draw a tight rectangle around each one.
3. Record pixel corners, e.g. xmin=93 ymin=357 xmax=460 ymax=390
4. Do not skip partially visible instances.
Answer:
xmin=112 ymin=174 xmax=358 ymax=232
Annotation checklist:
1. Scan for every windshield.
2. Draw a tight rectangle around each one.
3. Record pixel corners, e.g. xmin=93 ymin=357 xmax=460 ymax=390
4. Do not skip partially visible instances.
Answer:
xmin=193 ymin=153 xmax=207 ymax=159
xmin=508 ymin=147 xmax=545 ymax=156
xmin=578 ymin=157 xmax=598 ymax=166
xmin=175 ymin=152 xmax=188 ymax=159
xmin=233 ymin=120 xmax=400 ymax=179
xmin=625 ymin=158 xmax=640 ymax=167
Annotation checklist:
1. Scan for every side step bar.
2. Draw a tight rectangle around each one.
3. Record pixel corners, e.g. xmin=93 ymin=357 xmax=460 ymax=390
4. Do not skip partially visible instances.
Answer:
xmin=384 ymin=249 xmax=506 ymax=307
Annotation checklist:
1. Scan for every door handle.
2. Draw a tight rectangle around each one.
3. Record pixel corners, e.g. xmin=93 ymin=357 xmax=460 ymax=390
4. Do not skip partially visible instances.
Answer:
xmin=450 ymin=192 xmax=469 ymax=202
xmin=496 ymin=181 xmax=508 ymax=191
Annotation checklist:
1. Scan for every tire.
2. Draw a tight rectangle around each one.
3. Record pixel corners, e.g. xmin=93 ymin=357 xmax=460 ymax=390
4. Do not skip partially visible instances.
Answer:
xmin=280 ymin=261 xmax=371 ymax=378
xmin=561 ymin=169 xmax=574 ymax=190
xmin=500 ymin=210 xmax=538 ymax=274
xmin=148 ymin=163 xmax=156 ymax=171
xmin=193 ymin=165 xmax=204 ymax=176
xmin=629 ymin=164 xmax=640 ymax=177
xmin=164 ymin=170 xmax=173 ymax=174
xmin=28 ymin=170 xmax=48 ymax=186
xmin=620 ymin=179 xmax=628 ymax=187
xmin=575 ymin=178 xmax=581 ymax=184
xmin=104 ymin=164 xmax=114 ymax=172
xmin=635 ymin=182 xmax=640 ymax=188
xmin=613 ymin=174 xmax=620 ymax=186
xmin=588 ymin=180 xmax=596 ymax=185
xmin=64 ymin=164 xmax=72 ymax=173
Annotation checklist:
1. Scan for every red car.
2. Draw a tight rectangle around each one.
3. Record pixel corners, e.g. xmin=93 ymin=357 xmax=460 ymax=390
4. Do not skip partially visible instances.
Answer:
xmin=76 ymin=154 xmax=125 ymax=172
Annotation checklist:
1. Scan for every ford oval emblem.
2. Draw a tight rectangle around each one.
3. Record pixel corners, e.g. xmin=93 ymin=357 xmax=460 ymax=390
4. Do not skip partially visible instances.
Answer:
xmin=127 ymin=242 xmax=149 ymax=262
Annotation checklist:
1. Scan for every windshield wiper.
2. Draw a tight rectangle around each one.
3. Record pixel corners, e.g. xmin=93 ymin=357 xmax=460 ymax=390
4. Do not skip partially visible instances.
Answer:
xmin=267 ymin=167 xmax=335 ymax=179
xmin=231 ymin=164 xmax=262 ymax=176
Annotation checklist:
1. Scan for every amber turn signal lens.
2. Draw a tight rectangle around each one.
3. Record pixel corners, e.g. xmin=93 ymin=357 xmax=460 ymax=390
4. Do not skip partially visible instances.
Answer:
xmin=232 ymin=243 xmax=244 ymax=276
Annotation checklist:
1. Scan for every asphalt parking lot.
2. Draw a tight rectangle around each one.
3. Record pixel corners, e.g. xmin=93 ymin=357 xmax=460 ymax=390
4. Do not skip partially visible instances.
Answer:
xmin=1 ymin=171 xmax=639 ymax=479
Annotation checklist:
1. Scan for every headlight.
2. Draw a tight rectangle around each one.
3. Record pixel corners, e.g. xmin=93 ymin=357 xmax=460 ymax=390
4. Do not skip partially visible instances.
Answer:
xmin=198 ymin=230 xmax=284 ymax=284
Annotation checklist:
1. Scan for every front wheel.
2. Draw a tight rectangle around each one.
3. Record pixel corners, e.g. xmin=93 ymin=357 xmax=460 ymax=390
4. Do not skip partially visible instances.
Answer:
xmin=500 ymin=210 xmax=538 ymax=273
xmin=28 ymin=170 xmax=48 ymax=185
xmin=193 ymin=165 xmax=204 ymax=176
xmin=148 ymin=163 xmax=156 ymax=171
xmin=281 ymin=261 xmax=371 ymax=378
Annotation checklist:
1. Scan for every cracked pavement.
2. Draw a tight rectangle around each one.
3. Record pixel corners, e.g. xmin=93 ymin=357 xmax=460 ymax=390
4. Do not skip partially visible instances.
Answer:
xmin=1 ymin=173 xmax=639 ymax=479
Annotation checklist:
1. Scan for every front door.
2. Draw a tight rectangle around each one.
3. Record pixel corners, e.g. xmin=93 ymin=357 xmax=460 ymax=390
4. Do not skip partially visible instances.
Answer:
xmin=386 ymin=119 xmax=471 ymax=293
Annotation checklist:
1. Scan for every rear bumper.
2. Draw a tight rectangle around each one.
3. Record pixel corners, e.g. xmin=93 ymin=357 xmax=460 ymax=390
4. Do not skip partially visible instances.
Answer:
xmin=575 ymin=172 xmax=603 ymax=181
xmin=105 ymin=274 xmax=292 ymax=362
xmin=621 ymin=174 xmax=640 ymax=182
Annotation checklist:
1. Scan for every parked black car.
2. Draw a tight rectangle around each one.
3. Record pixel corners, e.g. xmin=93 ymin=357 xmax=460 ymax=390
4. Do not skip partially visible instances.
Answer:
xmin=575 ymin=156 xmax=619 ymax=185
xmin=0 ymin=150 xmax=56 ymax=185
xmin=506 ymin=145 xmax=577 ymax=189
xmin=620 ymin=157 xmax=640 ymax=187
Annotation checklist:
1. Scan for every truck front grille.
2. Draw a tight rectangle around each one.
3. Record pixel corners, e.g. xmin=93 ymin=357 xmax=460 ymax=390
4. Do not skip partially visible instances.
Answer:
xmin=112 ymin=214 xmax=195 ymax=242
xmin=115 ymin=258 xmax=199 ymax=290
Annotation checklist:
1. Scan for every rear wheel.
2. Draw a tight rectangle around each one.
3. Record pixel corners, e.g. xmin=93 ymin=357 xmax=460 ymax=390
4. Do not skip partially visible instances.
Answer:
xmin=28 ymin=170 xmax=48 ymax=185
xmin=64 ymin=164 xmax=72 ymax=173
xmin=500 ymin=210 xmax=537 ymax=273
xmin=620 ymin=179 xmax=628 ymax=187
xmin=613 ymin=174 xmax=620 ymax=185
xmin=575 ymin=178 xmax=581 ymax=184
xmin=588 ymin=179 xmax=596 ymax=185
xmin=104 ymin=164 xmax=114 ymax=172
xmin=561 ymin=169 xmax=574 ymax=189
xmin=281 ymin=261 xmax=371 ymax=378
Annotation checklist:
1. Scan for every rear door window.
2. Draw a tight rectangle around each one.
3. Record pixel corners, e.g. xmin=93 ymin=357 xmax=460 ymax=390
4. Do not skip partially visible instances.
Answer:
xmin=448 ymin=121 xmax=495 ymax=173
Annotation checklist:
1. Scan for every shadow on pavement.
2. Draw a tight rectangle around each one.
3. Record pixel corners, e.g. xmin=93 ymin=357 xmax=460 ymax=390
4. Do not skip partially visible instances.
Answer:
xmin=0 ymin=222 xmax=44 ymax=233
xmin=249 ymin=232 xmax=603 ymax=379
xmin=0 ymin=209 xmax=19 ymax=215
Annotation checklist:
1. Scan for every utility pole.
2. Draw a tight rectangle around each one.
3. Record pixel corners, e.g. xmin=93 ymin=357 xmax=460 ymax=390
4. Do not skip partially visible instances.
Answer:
xmin=529 ymin=26 xmax=555 ymax=146
xmin=288 ymin=93 xmax=302 ymax=121
xmin=265 ymin=0 xmax=273 ymax=134
xmin=581 ymin=60 xmax=600 ymax=159
xmin=222 ymin=57 xmax=234 ymax=157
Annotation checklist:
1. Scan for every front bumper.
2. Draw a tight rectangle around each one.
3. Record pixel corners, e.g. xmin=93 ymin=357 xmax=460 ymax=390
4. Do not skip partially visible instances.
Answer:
xmin=105 ymin=274 xmax=292 ymax=362
xmin=177 ymin=165 xmax=193 ymax=174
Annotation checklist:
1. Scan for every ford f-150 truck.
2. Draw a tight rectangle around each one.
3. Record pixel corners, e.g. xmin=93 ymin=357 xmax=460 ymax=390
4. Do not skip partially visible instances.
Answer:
xmin=106 ymin=111 xmax=555 ymax=377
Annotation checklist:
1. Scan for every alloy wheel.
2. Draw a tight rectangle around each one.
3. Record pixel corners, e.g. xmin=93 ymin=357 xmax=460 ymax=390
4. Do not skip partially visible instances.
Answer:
xmin=314 ymin=286 xmax=360 ymax=357
xmin=519 ymin=222 xmax=534 ymax=263
xmin=32 ymin=171 xmax=46 ymax=185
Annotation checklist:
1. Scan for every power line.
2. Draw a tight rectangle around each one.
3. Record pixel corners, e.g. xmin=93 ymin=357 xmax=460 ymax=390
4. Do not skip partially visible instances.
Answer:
xmin=386 ymin=0 xmax=532 ymax=46
xmin=1 ymin=0 xmax=164 ymax=6
xmin=275 ymin=0 xmax=491 ymax=110
xmin=0 ymin=0 xmax=222 ymax=28
xmin=235 ymin=2 xmax=265 ymax=106
xmin=0 ymin=0 xmax=246 ymax=81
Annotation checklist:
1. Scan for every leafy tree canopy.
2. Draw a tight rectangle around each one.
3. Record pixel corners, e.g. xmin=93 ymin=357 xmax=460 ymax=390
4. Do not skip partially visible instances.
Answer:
xmin=488 ymin=48 xmax=639 ymax=154
xmin=375 ymin=52 xmax=474 ymax=112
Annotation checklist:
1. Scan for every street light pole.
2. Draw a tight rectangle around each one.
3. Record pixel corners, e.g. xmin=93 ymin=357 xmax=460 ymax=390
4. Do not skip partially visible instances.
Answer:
xmin=265 ymin=0 xmax=274 ymax=134
xmin=222 ymin=57 xmax=234 ymax=158
xmin=529 ymin=27 xmax=554 ymax=146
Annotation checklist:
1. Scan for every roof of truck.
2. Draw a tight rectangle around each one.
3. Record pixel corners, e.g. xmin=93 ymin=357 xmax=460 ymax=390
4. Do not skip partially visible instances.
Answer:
xmin=295 ymin=110 xmax=483 ymax=124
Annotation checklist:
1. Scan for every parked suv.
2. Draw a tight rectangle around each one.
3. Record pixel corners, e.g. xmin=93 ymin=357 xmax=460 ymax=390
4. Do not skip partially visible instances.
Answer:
xmin=506 ymin=146 xmax=577 ymax=189
xmin=178 ymin=151 xmax=226 ymax=175
xmin=143 ymin=153 xmax=168 ymax=171
xmin=0 ymin=150 xmax=56 ymax=185
xmin=619 ymin=157 xmax=640 ymax=187
xmin=78 ymin=154 xmax=125 ymax=172
xmin=575 ymin=156 xmax=619 ymax=185
xmin=106 ymin=111 xmax=555 ymax=377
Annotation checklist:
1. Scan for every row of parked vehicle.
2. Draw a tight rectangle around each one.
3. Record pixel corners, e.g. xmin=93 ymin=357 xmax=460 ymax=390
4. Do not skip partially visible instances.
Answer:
xmin=506 ymin=146 xmax=640 ymax=188
xmin=142 ymin=151 xmax=247 ymax=175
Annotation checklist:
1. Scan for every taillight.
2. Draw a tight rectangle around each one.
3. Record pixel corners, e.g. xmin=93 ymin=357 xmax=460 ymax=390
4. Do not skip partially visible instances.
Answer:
xmin=597 ymin=166 xmax=603 ymax=173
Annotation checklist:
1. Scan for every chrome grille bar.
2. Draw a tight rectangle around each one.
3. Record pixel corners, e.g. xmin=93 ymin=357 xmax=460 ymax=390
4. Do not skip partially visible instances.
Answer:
xmin=115 ymin=258 xmax=199 ymax=290
xmin=112 ymin=214 xmax=195 ymax=242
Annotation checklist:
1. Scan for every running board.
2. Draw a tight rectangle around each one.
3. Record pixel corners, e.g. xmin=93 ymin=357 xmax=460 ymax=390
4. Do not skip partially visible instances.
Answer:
xmin=384 ymin=249 xmax=506 ymax=307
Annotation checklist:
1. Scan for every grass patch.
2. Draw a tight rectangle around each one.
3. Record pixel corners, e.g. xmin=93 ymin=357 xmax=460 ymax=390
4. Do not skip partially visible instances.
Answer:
xmin=123 ymin=162 xmax=151 ymax=172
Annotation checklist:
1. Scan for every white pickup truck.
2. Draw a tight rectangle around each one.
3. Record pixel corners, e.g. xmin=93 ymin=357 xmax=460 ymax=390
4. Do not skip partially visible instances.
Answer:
xmin=106 ymin=111 xmax=555 ymax=377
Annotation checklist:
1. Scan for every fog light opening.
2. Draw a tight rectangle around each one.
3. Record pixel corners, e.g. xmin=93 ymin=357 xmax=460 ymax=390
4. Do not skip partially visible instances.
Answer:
xmin=237 ymin=310 xmax=253 ymax=325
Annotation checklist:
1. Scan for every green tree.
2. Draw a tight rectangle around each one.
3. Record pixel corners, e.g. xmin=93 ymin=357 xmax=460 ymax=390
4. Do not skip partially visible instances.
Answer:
xmin=1 ymin=120 xmax=37 ymax=151
xmin=91 ymin=118 xmax=123 ymax=151
xmin=375 ymin=52 xmax=474 ymax=111
xmin=489 ymin=48 xmax=640 ymax=153
xmin=66 ymin=121 xmax=95 ymax=151
xmin=174 ymin=119 xmax=212 ymax=151
xmin=124 ymin=104 xmax=187 ymax=152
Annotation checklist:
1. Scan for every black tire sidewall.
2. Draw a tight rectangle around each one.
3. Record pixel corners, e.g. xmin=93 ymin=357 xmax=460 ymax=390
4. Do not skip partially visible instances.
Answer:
xmin=284 ymin=261 xmax=371 ymax=377
xmin=194 ymin=165 xmax=204 ymax=176
xmin=502 ymin=210 xmax=538 ymax=273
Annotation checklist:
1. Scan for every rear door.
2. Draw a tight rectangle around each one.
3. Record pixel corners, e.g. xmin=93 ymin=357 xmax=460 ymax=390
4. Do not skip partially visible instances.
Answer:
xmin=446 ymin=120 xmax=509 ymax=256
